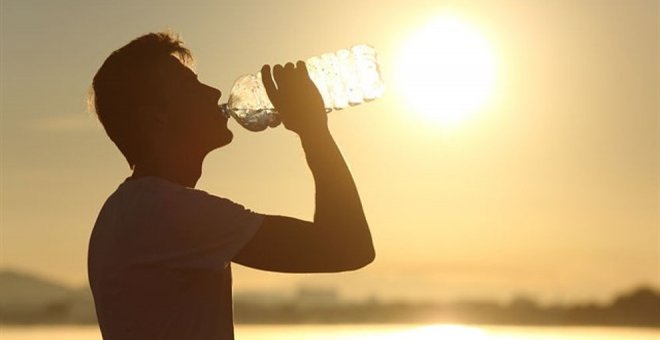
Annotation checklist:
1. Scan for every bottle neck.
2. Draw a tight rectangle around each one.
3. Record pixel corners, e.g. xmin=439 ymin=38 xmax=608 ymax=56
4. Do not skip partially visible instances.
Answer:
xmin=218 ymin=103 xmax=230 ymax=119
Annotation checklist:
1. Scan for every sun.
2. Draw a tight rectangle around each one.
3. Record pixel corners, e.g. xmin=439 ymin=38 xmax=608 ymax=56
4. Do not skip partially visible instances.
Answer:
xmin=394 ymin=14 xmax=497 ymax=127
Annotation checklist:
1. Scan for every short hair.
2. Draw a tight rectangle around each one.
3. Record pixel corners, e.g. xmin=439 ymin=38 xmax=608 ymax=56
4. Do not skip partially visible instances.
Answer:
xmin=89 ymin=32 xmax=193 ymax=169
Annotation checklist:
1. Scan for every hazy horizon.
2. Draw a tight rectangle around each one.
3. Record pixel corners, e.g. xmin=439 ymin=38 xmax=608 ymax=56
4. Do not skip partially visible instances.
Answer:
xmin=1 ymin=266 xmax=658 ymax=306
xmin=1 ymin=0 xmax=658 ymax=305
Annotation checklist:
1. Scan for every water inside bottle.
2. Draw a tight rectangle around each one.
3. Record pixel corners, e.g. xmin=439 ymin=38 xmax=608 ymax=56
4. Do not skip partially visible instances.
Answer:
xmin=219 ymin=44 xmax=383 ymax=132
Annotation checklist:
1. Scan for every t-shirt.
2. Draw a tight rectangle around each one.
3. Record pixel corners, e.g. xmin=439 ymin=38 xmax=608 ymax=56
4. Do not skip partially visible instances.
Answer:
xmin=88 ymin=177 xmax=263 ymax=340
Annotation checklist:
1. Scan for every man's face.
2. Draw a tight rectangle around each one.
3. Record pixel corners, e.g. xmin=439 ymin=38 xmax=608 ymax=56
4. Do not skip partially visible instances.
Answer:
xmin=151 ymin=56 xmax=233 ymax=154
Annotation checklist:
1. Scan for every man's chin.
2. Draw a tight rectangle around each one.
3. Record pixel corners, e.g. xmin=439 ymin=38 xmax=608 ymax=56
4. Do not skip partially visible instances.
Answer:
xmin=217 ymin=131 xmax=233 ymax=147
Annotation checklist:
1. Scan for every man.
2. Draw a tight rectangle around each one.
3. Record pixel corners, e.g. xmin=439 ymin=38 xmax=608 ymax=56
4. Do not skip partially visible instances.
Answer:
xmin=87 ymin=32 xmax=375 ymax=339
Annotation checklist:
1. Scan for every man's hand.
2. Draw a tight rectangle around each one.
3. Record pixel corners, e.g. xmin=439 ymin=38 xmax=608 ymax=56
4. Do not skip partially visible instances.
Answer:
xmin=261 ymin=62 xmax=328 ymax=136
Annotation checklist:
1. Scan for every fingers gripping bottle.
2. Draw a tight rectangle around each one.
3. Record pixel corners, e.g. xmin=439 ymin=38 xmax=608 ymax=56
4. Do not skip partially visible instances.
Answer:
xmin=219 ymin=45 xmax=385 ymax=132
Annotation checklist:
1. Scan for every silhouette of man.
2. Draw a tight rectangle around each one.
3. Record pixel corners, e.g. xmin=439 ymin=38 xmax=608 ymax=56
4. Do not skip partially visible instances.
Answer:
xmin=87 ymin=32 xmax=375 ymax=339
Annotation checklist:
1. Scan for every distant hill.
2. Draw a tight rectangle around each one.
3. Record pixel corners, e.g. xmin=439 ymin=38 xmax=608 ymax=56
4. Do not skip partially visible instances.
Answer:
xmin=0 ymin=270 xmax=96 ymax=324
xmin=0 ymin=270 xmax=72 ymax=310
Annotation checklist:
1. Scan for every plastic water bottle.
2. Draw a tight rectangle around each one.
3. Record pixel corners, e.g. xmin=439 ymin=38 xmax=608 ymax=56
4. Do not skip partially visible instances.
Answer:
xmin=219 ymin=44 xmax=384 ymax=131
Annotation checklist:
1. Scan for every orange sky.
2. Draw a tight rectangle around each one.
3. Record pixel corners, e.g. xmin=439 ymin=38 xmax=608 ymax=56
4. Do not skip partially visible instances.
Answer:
xmin=1 ymin=0 xmax=658 ymax=303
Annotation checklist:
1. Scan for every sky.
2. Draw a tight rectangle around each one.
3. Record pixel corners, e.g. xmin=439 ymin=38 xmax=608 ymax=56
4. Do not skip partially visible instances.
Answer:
xmin=1 ymin=0 xmax=658 ymax=304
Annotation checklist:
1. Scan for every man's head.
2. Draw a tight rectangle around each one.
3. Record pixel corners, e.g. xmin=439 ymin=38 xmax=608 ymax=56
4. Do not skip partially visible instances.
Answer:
xmin=90 ymin=32 xmax=231 ymax=169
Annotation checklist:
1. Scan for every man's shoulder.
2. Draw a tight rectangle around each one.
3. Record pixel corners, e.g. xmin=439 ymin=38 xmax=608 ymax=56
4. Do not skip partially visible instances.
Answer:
xmin=101 ymin=176 xmax=252 ymax=224
xmin=114 ymin=176 xmax=225 ymax=205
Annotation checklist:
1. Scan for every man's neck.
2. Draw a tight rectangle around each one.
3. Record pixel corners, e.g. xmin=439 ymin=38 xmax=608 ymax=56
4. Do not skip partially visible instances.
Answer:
xmin=131 ymin=151 xmax=206 ymax=188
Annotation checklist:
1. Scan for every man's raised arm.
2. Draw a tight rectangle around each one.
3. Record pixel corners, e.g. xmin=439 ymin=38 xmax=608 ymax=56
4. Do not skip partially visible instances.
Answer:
xmin=233 ymin=62 xmax=375 ymax=273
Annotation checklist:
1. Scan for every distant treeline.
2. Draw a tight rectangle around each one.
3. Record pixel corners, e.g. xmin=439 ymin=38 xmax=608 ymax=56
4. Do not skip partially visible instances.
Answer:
xmin=1 ymin=270 xmax=658 ymax=327
xmin=234 ymin=287 xmax=660 ymax=327
xmin=235 ymin=288 xmax=660 ymax=327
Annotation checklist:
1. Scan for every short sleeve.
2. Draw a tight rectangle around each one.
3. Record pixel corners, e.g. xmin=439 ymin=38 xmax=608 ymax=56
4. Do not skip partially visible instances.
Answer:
xmin=128 ymin=185 xmax=264 ymax=271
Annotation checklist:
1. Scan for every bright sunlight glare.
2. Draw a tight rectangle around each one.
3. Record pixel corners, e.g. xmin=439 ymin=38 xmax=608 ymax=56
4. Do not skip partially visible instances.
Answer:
xmin=394 ymin=14 xmax=497 ymax=128
xmin=400 ymin=324 xmax=490 ymax=339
